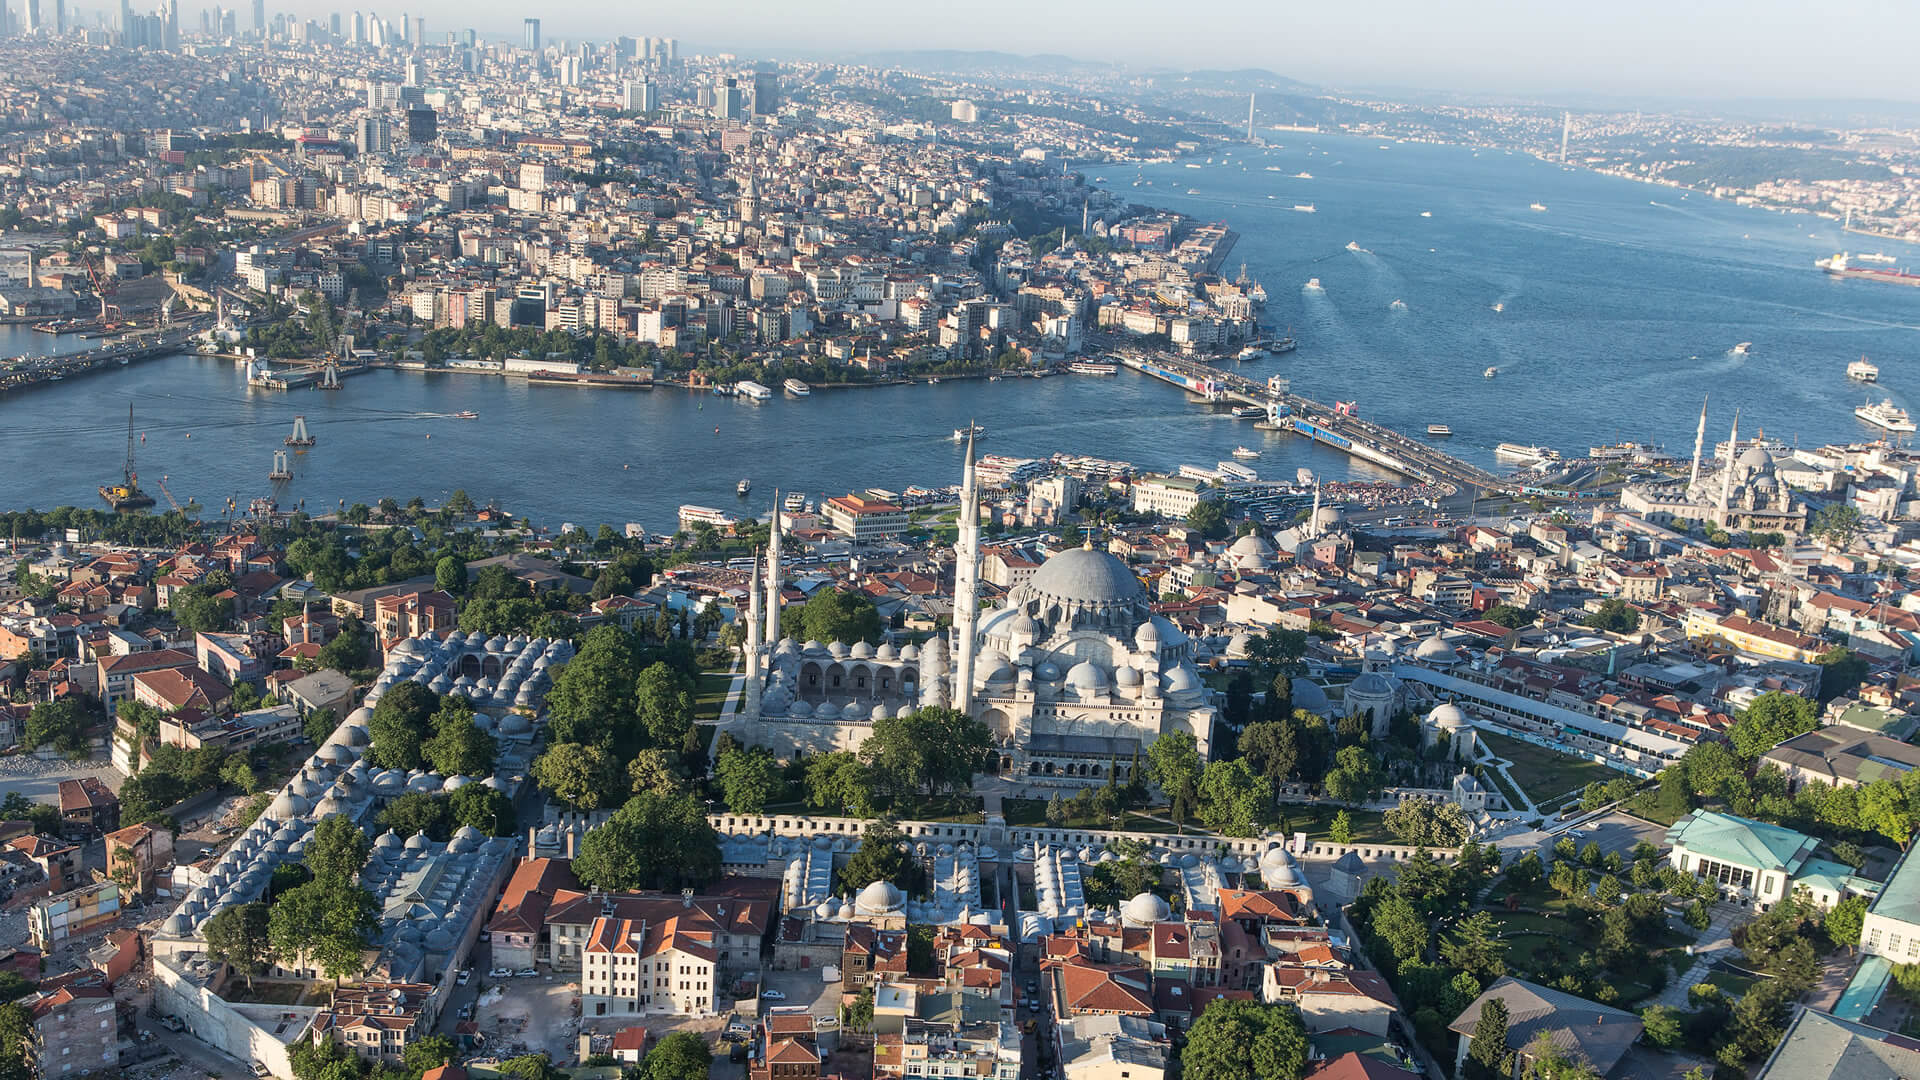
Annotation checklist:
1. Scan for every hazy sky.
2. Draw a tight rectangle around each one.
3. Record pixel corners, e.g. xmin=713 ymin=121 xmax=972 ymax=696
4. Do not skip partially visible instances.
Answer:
xmin=282 ymin=0 xmax=1919 ymax=104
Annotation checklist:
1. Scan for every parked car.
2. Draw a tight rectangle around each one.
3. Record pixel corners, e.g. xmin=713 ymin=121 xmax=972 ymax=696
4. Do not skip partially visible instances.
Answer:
xmin=251 ymin=1063 xmax=271 ymax=1077
xmin=457 ymin=970 xmax=471 ymax=985
xmin=515 ymin=969 xmax=538 ymax=979
xmin=157 ymin=1016 xmax=186 ymax=1033
xmin=760 ymin=989 xmax=786 ymax=1001
xmin=488 ymin=968 xmax=511 ymax=979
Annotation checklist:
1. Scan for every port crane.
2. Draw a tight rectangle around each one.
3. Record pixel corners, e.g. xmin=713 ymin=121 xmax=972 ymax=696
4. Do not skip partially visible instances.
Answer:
xmin=83 ymin=252 xmax=120 ymax=323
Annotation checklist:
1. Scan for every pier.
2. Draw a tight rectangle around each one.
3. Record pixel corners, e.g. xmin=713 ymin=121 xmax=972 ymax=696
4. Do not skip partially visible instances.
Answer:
xmin=0 ymin=329 xmax=201 ymax=394
xmin=1113 ymin=348 xmax=1511 ymax=495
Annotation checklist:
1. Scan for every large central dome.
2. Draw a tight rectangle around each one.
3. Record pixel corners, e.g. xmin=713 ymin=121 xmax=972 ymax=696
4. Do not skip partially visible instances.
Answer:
xmin=1018 ymin=547 xmax=1146 ymax=608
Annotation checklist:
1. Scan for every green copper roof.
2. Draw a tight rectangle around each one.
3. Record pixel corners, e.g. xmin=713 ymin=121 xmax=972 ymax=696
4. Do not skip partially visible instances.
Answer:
xmin=1665 ymin=810 xmax=1817 ymax=873
xmin=1869 ymin=845 xmax=1920 ymax=926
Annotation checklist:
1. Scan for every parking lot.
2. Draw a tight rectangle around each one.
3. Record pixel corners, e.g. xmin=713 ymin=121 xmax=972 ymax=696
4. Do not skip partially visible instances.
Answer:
xmin=758 ymin=968 xmax=841 ymax=1019
xmin=1562 ymin=812 xmax=1668 ymax=861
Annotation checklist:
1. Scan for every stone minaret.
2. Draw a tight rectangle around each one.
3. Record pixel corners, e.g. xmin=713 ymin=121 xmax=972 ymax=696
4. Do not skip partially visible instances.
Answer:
xmin=765 ymin=494 xmax=783 ymax=645
xmin=951 ymin=430 xmax=982 ymax=715
xmin=744 ymin=547 xmax=762 ymax=718
xmin=1687 ymin=395 xmax=1709 ymax=493
xmin=1717 ymin=409 xmax=1740 ymax=526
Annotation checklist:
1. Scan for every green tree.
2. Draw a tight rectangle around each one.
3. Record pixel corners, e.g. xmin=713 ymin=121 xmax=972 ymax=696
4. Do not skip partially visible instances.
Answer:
xmin=0 ymin=1003 xmax=33 ymax=1080
xmin=1639 ymin=1004 xmax=1684 ymax=1050
xmin=268 ymin=880 xmax=379 ymax=981
xmin=627 ymin=748 xmax=689 ymax=798
xmin=788 ymin=587 xmax=883 ymax=644
xmin=1810 ymin=504 xmax=1861 ymax=549
xmin=1198 ymin=757 xmax=1271 ymax=836
xmin=449 ymin=783 xmax=517 ymax=836
xmin=1179 ymin=998 xmax=1309 ymax=1080
xmin=544 ymin=625 xmax=641 ymax=749
xmin=571 ymin=790 xmax=720 ymax=891
xmin=859 ymin=707 xmax=995 ymax=799
xmin=403 ymin=1035 xmax=459 ymax=1077
xmin=1330 ymin=809 xmax=1354 ymax=845
xmin=171 ymin=584 xmax=232 ymax=633
xmin=1464 ymin=998 xmax=1514 ymax=1080
xmin=1483 ymin=604 xmax=1535 ymax=629
xmin=631 ymin=662 xmax=697 ymax=755
xmin=1145 ymin=730 xmax=1203 ymax=803
xmin=1184 ymin=499 xmax=1228 ymax=540
xmin=497 ymin=1054 xmax=565 ymax=1080
xmin=715 ymin=744 xmax=784 ymax=814
xmin=422 ymin=702 xmax=498 ymax=778
xmin=641 ymin=1032 xmax=712 ymax=1080
xmin=1815 ymin=646 xmax=1870 ymax=704
xmin=1238 ymin=719 xmax=1302 ymax=785
xmin=1728 ymin=691 xmax=1820 ymax=761
xmin=1442 ymin=911 xmax=1509 ymax=983
xmin=302 ymin=707 xmax=340 ymax=746
xmin=203 ymin=901 xmax=275 ymax=988
xmin=22 ymin=699 xmax=89 ymax=755
xmin=1582 ymin=599 xmax=1640 ymax=634
xmin=803 ymin=751 xmax=874 ymax=816
xmin=1369 ymin=894 xmax=1430 ymax=973
xmin=1826 ymin=893 xmax=1868 ymax=950
xmin=531 ymin=742 xmax=625 ymax=810
xmin=303 ymin=814 xmax=371 ymax=885
xmin=838 ymin=822 xmax=915 ymax=893
xmin=1323 ymin=744 xmax=1383 ymax=804
xmin=365 ymin=681 xmax=438 ymax=770
xmin=434 ymin=556 xmax=467 ymax=594
xmin=378 ymin=793 xmax=454 ymax=841
xmin=1383 ymin=801 xmax=1470 ymax=847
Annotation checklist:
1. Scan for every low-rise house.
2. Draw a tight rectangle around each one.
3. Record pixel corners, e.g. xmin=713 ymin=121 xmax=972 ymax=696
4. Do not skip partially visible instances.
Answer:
xmin=579 ymin=914 xmax=718 ymax=1017
xmin=1761 ymin=726 xmax=1920 ymax=793
xmin=1751 ymin=1008 xmax=1920 ymax=1080
xmin=56 ymin=778 xmax=119 ymax=838
xmin=104 ymin=822 xmax=174 ymax=898
xmin=21 ymin=970 xmax=117 ymax=1078
xmin=1666 ymin=809 xmax=1870 ymax=909
xmin=28 ymin=881 xmax=121 ymax=952
xmin=317 ymin=982 xmax=438 ymax=1065
xmin=1055 ymin=1013 xmax=1170 ymax=1080
xmin=1446 ymin=977 xmax=1642 ymax=1080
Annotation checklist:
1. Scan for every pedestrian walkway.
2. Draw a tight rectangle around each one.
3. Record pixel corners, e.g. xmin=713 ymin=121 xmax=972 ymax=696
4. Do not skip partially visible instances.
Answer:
xmin=1472 ymin=741 xmax=1540 ymax=817
xmin=1652 ymin=902 xmax=1746 ymax=1009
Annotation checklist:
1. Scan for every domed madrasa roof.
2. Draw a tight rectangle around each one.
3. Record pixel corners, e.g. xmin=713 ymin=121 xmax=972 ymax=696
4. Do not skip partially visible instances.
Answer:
xmin=1018 ymin=547 xmax=1145 ymax=608
xmin=1121 ymin=891 xmax=1172 ymax=926
xmin=1291 ymin=678 xmax=1331 ymax=715
xmin=1429 ymin=702 xmax=1470 ymax=730
xmin=1413 ymin=632 xmax=1458 ymax=663
xmin=857 ymin=880 xmax=905 ymax=914
xmin=1347 ymin=672 xmax=1395 ymax=699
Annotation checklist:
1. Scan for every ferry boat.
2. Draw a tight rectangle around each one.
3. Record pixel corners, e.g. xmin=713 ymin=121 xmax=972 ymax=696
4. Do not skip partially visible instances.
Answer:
xmin=1848 ymin=356 xmax=1880 ymax=382
xmin=1231 ymin=446 xmax=1261 ymax=459
xmin=679 ymin=504 xmax=737 ymax=529
xmin=1732 ymin=342 xmax=1752 ymax=355
xmin=1483 ymin=366 xmax=1498 ymax=378
xmin=1215 ymin=461 xmax=1259 ymax=482
xmin=734 ymin=379 xmax=772 ymax=400
xmin=1858 ymin=252 xmax=1899 ymax=264
xmin=737 ymin=478 xmax=752 ymax=496
xmin=1066 ymin=360 xmax=1119 ymax=375
xmin=1293 ymin=204 xmax=1317 ymax=213
xmin=1495 ymin=443 xmax=1555 ymax=463
xmin=1236 ymin=346 xmax=1267 ymax=362
xmin=1271 ymin=336 xmax=1297 ymax=354
xmin=783 ymin=378 xmax=811 ymax=397
xmin=1426 ymin=424 xmax=1453 ymax=437
xmin=1856 ymin=399 xmax=1916 ymax=432
xmin=953 ymin=423 xmax=987 ymax=441
xmin=1304 ymin=278 xmax=1324 ymax=291
xmin=1231 ymin=405 xmax=1266 ymax=419
xmin=784 ymin=492 xmax=806 ymax=513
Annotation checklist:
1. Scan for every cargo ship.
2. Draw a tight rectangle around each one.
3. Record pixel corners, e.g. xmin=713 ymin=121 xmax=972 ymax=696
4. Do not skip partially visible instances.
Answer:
xmin=1817 ymin=253 xmax=1920 ymax=287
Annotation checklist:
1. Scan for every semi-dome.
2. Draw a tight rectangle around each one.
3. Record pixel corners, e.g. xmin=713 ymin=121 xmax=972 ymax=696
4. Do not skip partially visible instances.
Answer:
xmin=1018 ymin=547 xmax=1145 ymax=608
xmin=1121 ymin=891 xmax=1171 ymax=926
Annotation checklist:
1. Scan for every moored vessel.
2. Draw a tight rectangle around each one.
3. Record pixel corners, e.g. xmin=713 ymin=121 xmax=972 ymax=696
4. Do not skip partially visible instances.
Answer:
xmin=783 ymin=378 xmax=811 ymax=397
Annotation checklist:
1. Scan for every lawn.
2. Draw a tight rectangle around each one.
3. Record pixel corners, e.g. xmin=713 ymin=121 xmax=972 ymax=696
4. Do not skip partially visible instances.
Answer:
xmin=693 ymin=669 xmax=737 ymax=723
xmin=1275 ymin=803 xmax=1388 ymax=844
xmin=1481 ymin=908 xmax=1666 ymax=1004
xmin=1475 ymin=764 xmax=1528 ymax=813
xmin=1002 ymin=798 xmax=1189 ymax=833
xmin=888 ymin=794 xmax=986 ymax=823
xmin=1702 ymin=962 xmax=1760 ymax=1000
xmin=1478 ymin=730 xmax=1625 ymax=809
